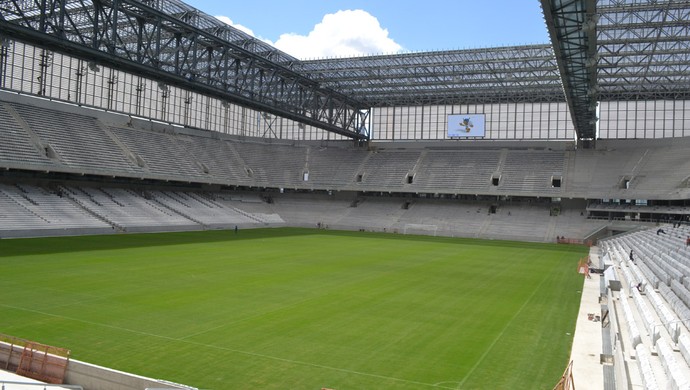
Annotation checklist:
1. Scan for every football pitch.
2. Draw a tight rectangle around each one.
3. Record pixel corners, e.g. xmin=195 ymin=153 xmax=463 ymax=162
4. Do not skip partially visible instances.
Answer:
xmin=0 ymin=228 xmax=588 ymax=389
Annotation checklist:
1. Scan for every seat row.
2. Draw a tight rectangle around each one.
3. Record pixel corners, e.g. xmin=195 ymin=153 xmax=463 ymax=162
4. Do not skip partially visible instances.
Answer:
xmin=0 ymin=183 xmax=282 ymax=236
xmin=600 ymin=227 xmax=690 ymax=389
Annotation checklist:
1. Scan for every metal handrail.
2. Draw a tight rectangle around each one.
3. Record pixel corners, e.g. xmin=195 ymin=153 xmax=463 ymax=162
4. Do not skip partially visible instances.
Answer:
xmin=0 ymin=381 xmax=83 ymax=390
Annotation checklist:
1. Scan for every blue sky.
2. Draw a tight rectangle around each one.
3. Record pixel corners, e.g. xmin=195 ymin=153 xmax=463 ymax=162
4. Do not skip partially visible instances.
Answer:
xmin=183 ymin=1 xmax=550 ymax=59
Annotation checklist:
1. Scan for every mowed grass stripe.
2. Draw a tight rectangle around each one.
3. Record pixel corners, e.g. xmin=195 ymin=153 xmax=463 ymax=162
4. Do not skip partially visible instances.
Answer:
xmin=0 ymin=228 xmax=587 ymax=389
xmin=0 ymin=303 xmax=458 ymax=389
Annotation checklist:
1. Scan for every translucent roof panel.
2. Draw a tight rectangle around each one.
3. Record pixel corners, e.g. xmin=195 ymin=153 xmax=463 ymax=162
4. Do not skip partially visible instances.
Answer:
xmin=295 ymin=45 xmax=565 ymax=107
xmin=597 ymin=0 xmax=690 ymax=101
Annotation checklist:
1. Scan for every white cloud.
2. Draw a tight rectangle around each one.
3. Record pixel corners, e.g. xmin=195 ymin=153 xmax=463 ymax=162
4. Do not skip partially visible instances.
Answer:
xmin=274 ymin=9 xmax=402 ymax=59
xmin=215 ymin=15 xmax=278 ymax=49
xmin=214 ymin=15 xmax=257 ymax=38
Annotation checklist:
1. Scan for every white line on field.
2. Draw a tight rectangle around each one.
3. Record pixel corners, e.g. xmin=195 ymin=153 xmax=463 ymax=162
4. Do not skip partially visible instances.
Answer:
xmin=179 ymin=294 xmax=322 ymax=340
xmin=454 ymin=275 xmax=549 ymax=389
xmin=1 ymin=303 xmax=457 ymax=389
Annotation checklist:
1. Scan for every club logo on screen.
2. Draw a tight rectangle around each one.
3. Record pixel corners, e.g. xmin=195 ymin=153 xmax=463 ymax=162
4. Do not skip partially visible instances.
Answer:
xmin=447 ymin=114 xmax=485 ymax=138
xmin=460 ymin=117 xmax=474 ymax=132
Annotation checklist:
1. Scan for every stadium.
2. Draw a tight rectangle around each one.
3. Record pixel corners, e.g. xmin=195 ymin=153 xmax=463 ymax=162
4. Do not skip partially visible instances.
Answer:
xmin=0 ymin=0 xmax=689 ymax=389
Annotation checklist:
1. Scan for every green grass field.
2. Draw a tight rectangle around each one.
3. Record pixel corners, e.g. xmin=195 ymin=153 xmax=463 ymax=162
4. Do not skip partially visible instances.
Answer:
xmin=0 ymin=228 xmax=587 ymax=389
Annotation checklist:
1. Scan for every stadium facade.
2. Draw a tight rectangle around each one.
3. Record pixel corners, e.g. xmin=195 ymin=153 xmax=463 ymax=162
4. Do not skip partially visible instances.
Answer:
xmin=0 ymin=1 xmax=688 ymax=234
xmin=1 ymin=0 xmax=690 ymax=388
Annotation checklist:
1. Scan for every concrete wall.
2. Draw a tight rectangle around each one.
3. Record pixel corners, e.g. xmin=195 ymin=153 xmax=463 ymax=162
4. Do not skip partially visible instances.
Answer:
xmin=1 ymin=341 xmax=193 ymax=390
xmin=64 ymin=360 xmax=192 ymax=390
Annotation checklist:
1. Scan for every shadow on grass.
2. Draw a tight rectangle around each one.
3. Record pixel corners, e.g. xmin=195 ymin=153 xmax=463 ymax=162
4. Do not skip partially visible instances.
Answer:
xmin=0 ymin=227 xmax=589 ymax=257
xmin=0 ymin=227 xmax=310 ymax=257
xmin=318 ymin=229 xmax=590 ymax=252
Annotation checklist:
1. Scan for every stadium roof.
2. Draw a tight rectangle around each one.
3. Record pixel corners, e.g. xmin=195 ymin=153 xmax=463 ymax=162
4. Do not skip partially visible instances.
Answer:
xmin=293 ymin=45 xmax=564 ymax=107
xmin=0 ymin=0 xmax=369 ymax=140
xmin=541 ymin=0 xmax=690 ymax=140
xmin=596 ymin=0 xmax=690 ymax=102
xmin=0 ymin=0 xmax=689 ymax=142
xmin=300 ymin=0 xmax=690 ymax=141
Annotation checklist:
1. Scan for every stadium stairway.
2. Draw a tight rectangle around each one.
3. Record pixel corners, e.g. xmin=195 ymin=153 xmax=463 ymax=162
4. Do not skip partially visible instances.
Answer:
xmin=0 ymin=184 xmax=285 ymax=237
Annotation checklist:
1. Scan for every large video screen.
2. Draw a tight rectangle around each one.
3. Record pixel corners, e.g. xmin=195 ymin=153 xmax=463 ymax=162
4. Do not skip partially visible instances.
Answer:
xmin=447 ymin=114 xmax=486 ymax=138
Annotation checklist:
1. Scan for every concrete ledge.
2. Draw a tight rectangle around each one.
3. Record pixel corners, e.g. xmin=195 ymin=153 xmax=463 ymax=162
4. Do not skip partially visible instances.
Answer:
xmin=64 ymin=360 xmax=194 ymax=390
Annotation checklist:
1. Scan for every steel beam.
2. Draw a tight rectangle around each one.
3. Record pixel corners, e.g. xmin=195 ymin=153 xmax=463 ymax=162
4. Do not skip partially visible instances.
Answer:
xmin=541 ymin=0 xmax=598 ymax=141
xmin=0 ymin=0 xmax=368 ymax=139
